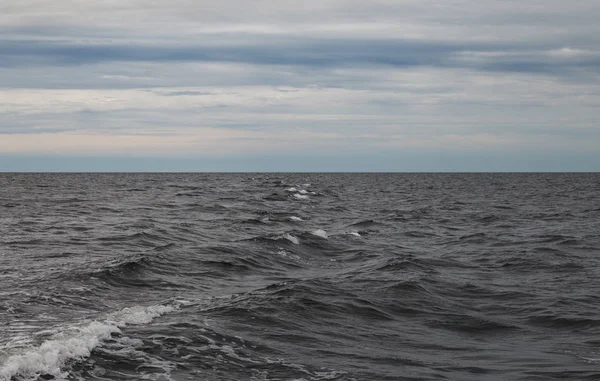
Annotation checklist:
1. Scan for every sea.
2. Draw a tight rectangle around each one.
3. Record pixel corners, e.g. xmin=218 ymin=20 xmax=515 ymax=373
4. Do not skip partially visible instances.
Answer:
xmin=0 ymin=173 xmax=599 ymax=381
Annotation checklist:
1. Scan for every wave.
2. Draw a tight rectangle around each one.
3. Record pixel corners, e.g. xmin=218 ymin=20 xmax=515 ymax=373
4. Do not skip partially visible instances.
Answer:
xmin=426 ymin=314 xmax=520 ymax=333
xmin=69 ymin=252 xmax=189 ymax=290
xmin=95 ymin=231 xmax=171 ymax=247
xmin=348 ymin=219 xmax=385 ymax=228
xmin=263 ymin=192 xmax=289 ymax=201
xmin=527 ymin=313 xmax=600 ymax=329
xmin=497 ymin=253 xmax=585 ymax=272
xmin=242 ymin=232 xmax=301 ymax=246
xmin=0 ymin=302 xmax=182 ymax=381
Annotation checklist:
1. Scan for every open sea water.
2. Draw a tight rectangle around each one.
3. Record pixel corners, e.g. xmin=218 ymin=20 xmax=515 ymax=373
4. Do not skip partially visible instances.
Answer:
xmin=0 ymin=173 xmax=599 ymax=381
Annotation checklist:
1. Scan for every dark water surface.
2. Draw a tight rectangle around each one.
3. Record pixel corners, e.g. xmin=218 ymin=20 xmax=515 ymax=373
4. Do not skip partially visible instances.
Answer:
xmin=1 ymin=173 xmax=599 ymax=380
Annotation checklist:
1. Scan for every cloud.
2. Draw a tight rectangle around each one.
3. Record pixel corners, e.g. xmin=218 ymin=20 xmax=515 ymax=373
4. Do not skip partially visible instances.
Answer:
xmin=1 ymin=37 xmax=598 ymax=81
xmin=0 ymin=0 xmax=599 ymax=170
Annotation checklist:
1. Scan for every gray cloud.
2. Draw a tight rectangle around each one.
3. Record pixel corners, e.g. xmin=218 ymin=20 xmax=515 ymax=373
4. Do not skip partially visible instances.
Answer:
xmin=1 ymin=36 xmax=598 ymax=81
xmin=1 ymin=0 xmax=599 ymax=170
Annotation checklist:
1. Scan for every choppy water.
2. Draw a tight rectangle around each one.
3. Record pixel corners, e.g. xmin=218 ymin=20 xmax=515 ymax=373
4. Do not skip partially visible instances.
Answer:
xmin=1 ymin=173 xmax=599 ymax=380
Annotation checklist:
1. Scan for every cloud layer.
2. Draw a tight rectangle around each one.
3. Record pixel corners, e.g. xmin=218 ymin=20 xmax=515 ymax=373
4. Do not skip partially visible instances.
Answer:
xmin=1 ymin=1 xmax=599 ymax=170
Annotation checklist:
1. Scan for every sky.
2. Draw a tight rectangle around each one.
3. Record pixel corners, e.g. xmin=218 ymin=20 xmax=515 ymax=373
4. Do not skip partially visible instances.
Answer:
xmin=1 ymin=1 xmax=599 ymax=172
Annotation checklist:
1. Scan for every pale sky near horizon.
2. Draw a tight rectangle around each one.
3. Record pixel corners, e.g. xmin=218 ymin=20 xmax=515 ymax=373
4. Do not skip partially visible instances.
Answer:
xmin=1 ymin=1 xmax=599 ymax=171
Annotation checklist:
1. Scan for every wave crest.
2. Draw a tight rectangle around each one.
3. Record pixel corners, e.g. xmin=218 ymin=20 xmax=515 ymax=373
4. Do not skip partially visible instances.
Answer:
xmin=0 ymin=303 xmax=180 ymax=381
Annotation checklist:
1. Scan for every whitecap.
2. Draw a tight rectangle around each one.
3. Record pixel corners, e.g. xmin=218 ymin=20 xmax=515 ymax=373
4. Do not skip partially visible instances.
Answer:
xmin=0 ymin=303 xmax=179 ymax=381
xmin=349 ymin=232 xmax=361 ymax=237
xmin=312 ymin=229 xmax=328 ymax=239
xmin=0 ymin=322 xmax=118 ymax=380
xmin=106 ymin=304 xmax=177 ymax=326
xmin=282 ymin=233 xmax=300 ymax=245
xmin=289 ymin=216 xmax=303 ymax=221
xmin=285 ymin=187 xmax=297 ymax=192
xmin=293 ymin=194 xmax=309 ymax=200
xmin=298 ymin=189 xmax=308 ymax=194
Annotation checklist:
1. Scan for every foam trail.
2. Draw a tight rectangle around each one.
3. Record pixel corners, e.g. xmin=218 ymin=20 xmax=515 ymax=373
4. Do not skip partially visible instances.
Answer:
xmin=0 ymin=304 xmax=178 ymax=381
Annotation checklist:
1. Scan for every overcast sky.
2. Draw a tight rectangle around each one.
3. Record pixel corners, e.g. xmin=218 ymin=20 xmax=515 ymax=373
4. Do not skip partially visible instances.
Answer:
xmin=1 ymin=1 xmax=599 ymax=171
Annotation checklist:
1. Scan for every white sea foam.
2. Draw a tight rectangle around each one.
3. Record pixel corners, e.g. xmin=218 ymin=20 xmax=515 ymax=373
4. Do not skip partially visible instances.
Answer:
xmin=68 ymin=286 xmax=92 ymax=293
xmin=581 ymin=357 xmax=600 ymax=363
xmin=312 ymin=229 xmax=328 ymax=239
xmin=0 ymin=303 xmax=178 ymax=381
xmin=282 ymin=233 xmax=300 ymax=245
xmin=276 ymin=249 xmax=301 ymax=260
xmin=0 ymin=322 xmax=117 ymax=380
xmin=293 ymin=194 xmax=309 ymax=200
xmin=289 ymin=216 xmax=303 ymax=221
xmin=106 ymin=304 xmax=176 ymax=326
